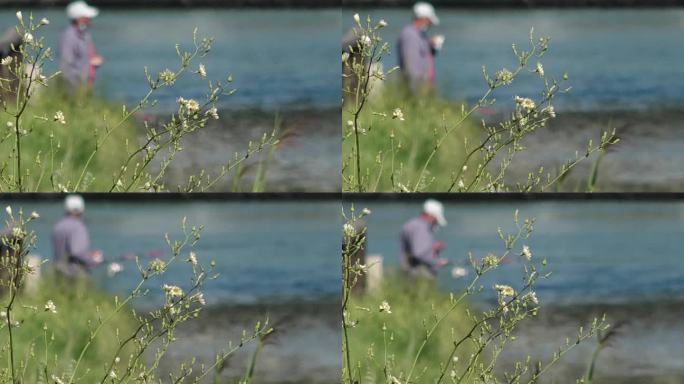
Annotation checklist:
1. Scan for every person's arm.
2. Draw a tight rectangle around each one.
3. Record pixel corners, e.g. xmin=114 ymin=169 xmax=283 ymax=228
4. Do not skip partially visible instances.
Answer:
xmin=408 ymin=224 xmax=442 ymax=271
xmin=399 ymin=30 xmax=427 ymax=87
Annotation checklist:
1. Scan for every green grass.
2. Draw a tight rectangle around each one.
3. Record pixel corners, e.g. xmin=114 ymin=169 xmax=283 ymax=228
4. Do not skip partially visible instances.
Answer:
xmin=0 ymin=275 xmax=138 ymax=382
xmin=0 ymin=85 xmax=139 ymax=191
xmin=343 ymin=83 xmax=482 ymax=192
xmin=347 ymin=275 xmax=475 ymax=382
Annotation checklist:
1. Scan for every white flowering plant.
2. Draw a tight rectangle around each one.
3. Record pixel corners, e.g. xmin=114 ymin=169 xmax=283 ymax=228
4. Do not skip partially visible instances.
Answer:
xmin=0 ymin=13 xmax=278 ymax=192
xmin=342 ymin=15 xmax=618 ymax=192
xmin=341 ymin=207 xmax=610 ymax=383
xmin=0 ymin=207 xmax=272 ymax=382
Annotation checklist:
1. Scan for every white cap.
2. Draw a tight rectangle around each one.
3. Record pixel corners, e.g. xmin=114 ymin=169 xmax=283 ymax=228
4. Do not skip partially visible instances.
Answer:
xmin=413 ymin=2 xmax=439 ymax=26
xmin=423 ymin=199 xmax=447 ymax=226
xmin=64 ymin=194 xmax=85 ymax=214
xmin=66 ymin=1 xmax=99 ymax=20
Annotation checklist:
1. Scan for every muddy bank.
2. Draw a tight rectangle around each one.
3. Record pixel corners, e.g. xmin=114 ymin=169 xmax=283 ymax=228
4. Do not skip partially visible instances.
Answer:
xmin=492 ymin=300 xmax=684 ymax=383
xmin=491 ymin=109 xmax=684 ymax=192
xmin=151 ymin=108 xmax=340 ymax=192
xmin=150 ymin=299 xmax=340 ymax=383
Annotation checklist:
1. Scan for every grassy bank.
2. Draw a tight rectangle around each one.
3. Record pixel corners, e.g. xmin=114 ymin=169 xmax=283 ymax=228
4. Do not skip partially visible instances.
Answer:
xmin=0 ymin=275 xmax=137 ymax=382
xmin=0 ymin=86 xmax=139 ymax=191
xmin=343 ymin=83 xmax=482 ymax=192
xmin=347 ymin=276 xmax=475 ymax=382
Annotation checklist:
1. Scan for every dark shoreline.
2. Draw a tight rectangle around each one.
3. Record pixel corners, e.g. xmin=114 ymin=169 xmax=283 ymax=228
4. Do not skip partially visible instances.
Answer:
xmin=2 ymin=0 xmax=684 ymax=8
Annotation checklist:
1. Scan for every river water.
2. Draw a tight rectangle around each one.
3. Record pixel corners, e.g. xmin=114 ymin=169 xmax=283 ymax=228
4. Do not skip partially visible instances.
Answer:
xmin=351 ymin=198 xmax=684 ymax=381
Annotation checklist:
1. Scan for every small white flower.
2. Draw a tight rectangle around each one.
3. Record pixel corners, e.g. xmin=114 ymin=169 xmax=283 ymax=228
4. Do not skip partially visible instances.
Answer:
xmin=5 ymin=206 xmax=11 ymax=216
xmin=389 ymin=375 xmax=402 ymax=384
xmin=1 ymin=56 xmax=13 ymax=66
xmin=149 ymin=258 xmax=166 ymax=272
xmin=187 ymin=252 xmax=197 ymax=266
xmin=186 ymin=99 xmax=200 ymax=113
xmin=392 ymin=108 xmax=404 ymax=121
xmin=362 ymin=208 xmax=371 ymax=215
xmin=353 ymin=13 xmax=361 ymax=24
xmin=197 ymin=63 xmax=207 ymax=78
xmin=51 ymin=375 xmax=64 ymax=384
xmin=343 ymin=223 xmax=355 ymax=238
xmin=194 ymin=292 xmax=206 ymax=305
xmin=457 ymin=179 xmax=465 ymax=189
xmin=159 ymin=69 xmax=175 ymax=85
xmin=205 ymin=106 xmax=219 ymax=120
xmin=177 ymin=97 xmax=200 ymax=113
xmin=378 ymin=300 xmax=391 ymax=314
xmin=543 ymin=105 xmax=556 ymax=118
xmin=378 ymin=19 xmax=388 ymax=28
xmin=535 ymin=62 xmax=544 ymax=77
xmin=23 ymin=33 xmax=33 ymax=44
xmin=15 ymin=11 xmax=22 ymax=22
xmin=30 ymin=211 xmax=39 ymax=219
xmin=114 ymin=356 xmax=120 ymax=364
xmin=53 ymin=111 xmax=65 ymax=124
xmin=496 ymin=68 xmax=514 ymax=85
xmin=494 ymin=284 xmax=515 ymax=297
xmin=514 ymin=96 xmax=536 ymax=111
xmin=521 ymin=245 xmax=532 ymax=260
xmin=524 ymin=291 xmax=539 ymax=305
xmin=39 ymin=17 xmax=49 ymax=26
xmin=44 ymin=300 xmax=57 ymax=313
xmin=360 ymin=35 xmax=371 ymax=47
xmin=163 ymin=284 xmax=183 ymax=298
xmin=109 ymin=370 xmax=117 ymax=379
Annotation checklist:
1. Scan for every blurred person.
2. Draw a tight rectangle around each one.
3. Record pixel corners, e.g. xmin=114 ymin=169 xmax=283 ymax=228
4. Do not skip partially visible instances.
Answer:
xmin=397 ymin=2 xmax=445 ymax=93
xmin=342 ymin=26 xmax=385 ymax=106
xmin=59 ymin=1 xmax=103 ymax=95
xmin=0 ymin=27 xmax=22 ymax=98
xmin=52 ymin=194 xmax=103 ymax=278
xmin=400 ymin=199 xmax=449 ymax=278
xmin=342 ymin=27 xmax=364 ymax=104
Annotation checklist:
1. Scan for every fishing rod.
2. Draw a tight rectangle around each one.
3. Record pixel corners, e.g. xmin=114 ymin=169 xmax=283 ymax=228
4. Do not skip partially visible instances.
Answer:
xmin=98 ymin=248 xmax=167 ymax=277
xmin=446 ymin=254 xmax=517 ymax=280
